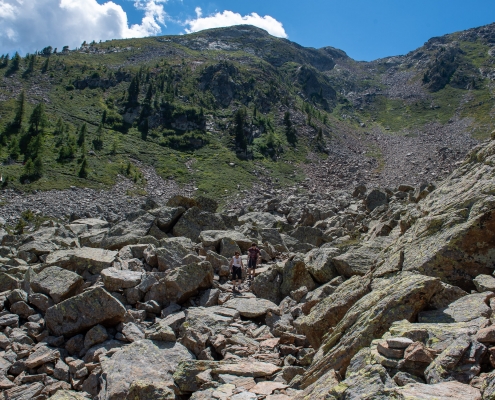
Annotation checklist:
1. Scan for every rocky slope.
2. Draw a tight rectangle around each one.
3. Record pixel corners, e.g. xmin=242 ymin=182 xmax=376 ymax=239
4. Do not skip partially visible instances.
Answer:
xmin=0 ymin=133 xmax=493 ymax=399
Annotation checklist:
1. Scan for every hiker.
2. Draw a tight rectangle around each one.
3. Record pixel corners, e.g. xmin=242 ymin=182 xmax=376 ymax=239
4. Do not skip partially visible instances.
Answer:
xmin=247 ymin=243 xmax=261 ymax=280
xmin=230 ymin=251 xmax=244 ymax=292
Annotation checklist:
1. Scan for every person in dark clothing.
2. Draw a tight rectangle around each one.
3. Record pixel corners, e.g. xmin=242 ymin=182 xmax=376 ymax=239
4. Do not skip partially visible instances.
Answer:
xmin=247 ymin=243 xmax=260 ymax=280
xmin=229 ymin=251 xmax=244 ymax=291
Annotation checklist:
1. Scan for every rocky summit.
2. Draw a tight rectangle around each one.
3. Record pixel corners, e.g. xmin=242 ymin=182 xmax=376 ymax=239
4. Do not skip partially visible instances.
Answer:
xmin=0 ymin=132 xmax=492 ymax=399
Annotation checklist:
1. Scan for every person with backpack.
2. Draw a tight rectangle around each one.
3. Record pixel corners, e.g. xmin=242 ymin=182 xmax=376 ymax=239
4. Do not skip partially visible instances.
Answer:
xmin=229 ymin=251 xmax=244 ymax=292
xmin=247 ymin=243 xmax=261 ymax=280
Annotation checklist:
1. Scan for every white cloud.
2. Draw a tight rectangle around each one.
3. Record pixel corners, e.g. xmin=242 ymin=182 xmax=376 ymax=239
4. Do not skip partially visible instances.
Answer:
xmin=185 ymin=8 xmax=288 ymax=38
xmin=0 ymin=0 xmax=168 ymax=55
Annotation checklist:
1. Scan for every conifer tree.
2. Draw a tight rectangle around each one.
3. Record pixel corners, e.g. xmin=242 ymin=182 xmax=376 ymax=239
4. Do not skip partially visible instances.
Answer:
xmin=77 ymin=124 xmax=87 ymax=146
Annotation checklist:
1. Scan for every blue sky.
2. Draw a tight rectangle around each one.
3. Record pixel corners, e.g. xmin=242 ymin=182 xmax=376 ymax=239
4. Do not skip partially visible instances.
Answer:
xmin=1 ymin=0 xmax=495 ymax=60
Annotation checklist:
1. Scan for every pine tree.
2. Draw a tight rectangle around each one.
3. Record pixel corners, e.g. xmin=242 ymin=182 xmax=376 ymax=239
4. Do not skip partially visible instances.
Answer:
xmin=79 ymin=157 xmax=89 ymax=178
xmin=11 ymin=52 xmax=21 ymax=71
xmin=127 ymin=75 xmax=140 ymax=106
xmin=28 ymin=103 xmax=47 ymax=136
xmin=25 ymin=55 xmax=36 ymax=75
xmin=41 ymin=57 xmax=49 ymax=73
xmin=53 ymin=118 xmax=64 ymax=135
xmin=93 ymin=124 xmax=104 ymax=150
xmin=33 ymin=156 xmax=43 ymax=177
xmin=11 ymin=91 xmax=25 ymax=133
xmin=77 ymin=124 xmax=87 ymax=146
xmin=24 ymin=158 xmax=35 ymax=177
xmin=234 ymin=108 xmax=247 ymax=151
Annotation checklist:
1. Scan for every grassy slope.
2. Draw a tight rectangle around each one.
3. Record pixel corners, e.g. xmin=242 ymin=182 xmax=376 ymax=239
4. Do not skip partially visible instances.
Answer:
xmin=0 ymin=26 xmax=494 ymax=200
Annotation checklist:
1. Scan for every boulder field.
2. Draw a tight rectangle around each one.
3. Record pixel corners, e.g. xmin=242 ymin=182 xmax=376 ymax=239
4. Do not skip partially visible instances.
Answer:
xmin=0 ymin=136 xmax=494 ymax=399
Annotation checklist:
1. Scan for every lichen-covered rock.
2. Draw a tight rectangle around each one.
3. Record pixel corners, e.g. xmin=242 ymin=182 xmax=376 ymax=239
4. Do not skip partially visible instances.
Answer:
xmin=333 ymin=243 xmax=381 ymax=277
xmin=173 ymin=360 xmax=281 ymax=393
xmin=298 ymin=273 xmax=443 ymax=388
xmin=165 ymin=261 xmax=214 ymax=303
xmin=99 ymin=340 xmax=193 ymax=400
xmin=474 ymin=274 xmax=495 ymax=292
xmin=30 ymin=266 xmax=83 ymax=303
xmin=376 ymin=140 xmax=495 ymax=290
xmin=294 ymin=275 xmax=371 ymax=349
xmin=172 ymin=207 xmax=226 ymax=242
xmin=199 ymin=230 xmax=253 ymax=251
xmin=148 ymin=206 xmax=185 ymax=233
xmin=45 ymin=287 xmax=126 ymax=336
xmin=0 ymin=272 xmax=20 ymax=292
xmin=304 ymin=247 xmax=339 ymax=284
xmin=48 ymin=389 xmax=89 ymax=400
xmin=391 ymin=380 xmax=481 ymax=399
xmin=223 ymin=297 xmax=278 ymax=318
xmin=101 ymin=211 xmax=156 ymax=250
xmin=418 ymin=292 xmax=493 ymax=323
xmin=251 ymin=267 xmax=283 ymax=304
xmin=280 ymin=256 xmax=316 ymax=297
xmin=425 ymin=336 xmax=486 ymax=384
xmin=101 ymin=268 xmax=142 ymax=292
xmin=44 ymin=247 xmax=117 ymax=275
xmin=126 ymin=380 xmax=176 ymax=400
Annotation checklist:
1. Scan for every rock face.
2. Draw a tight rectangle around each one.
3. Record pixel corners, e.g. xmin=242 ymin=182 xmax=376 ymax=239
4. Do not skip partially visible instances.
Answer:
xmin=299 ymin=273 xmax=443 ymax=387
xmin=99 ymin=340 xmax=193 ymax=400
xmin=295 ymin=275 xmax=371 ymax=349
xmin=45 ymin=287 xmax=126 ymax=336
xmin=377 ymin=139 xmax=495 ymax=290
xmin=30 ymin=266 xmax=83 ymax=303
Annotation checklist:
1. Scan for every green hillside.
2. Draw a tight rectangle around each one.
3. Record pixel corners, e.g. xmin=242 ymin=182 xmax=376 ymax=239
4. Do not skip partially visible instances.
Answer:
xmin=0 ymin=24 xmax=494 ymax=199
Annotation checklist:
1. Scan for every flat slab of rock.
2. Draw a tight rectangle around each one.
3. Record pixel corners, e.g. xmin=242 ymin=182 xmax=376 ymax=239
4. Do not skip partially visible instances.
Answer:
xmin=474 ymin=274 xmax=495 ymax=292
xmin=31 ymin=266 xmax=83 ymax=303
xmin=45 ymin=287 xmax=126 ymax=336
xmin=99 ymin=339 xmax=193 ymax=400
xmin=48 ymin=389 xmax=90 ymax=399
xmin=25 ymin=345 xmax=60 ymax=368
xmin=45 ymin=247 xmax=117 ymax=275
xmin=393 ymin=380 xmax=481 ymax=399
xmin=249 ymin=381 xmax=287 ymax=395
xmin=101 ymin=268 xmax=142 ymax=292
xmin=418 ymin=292 xmax=494 ymax=323
xmin=223 ymin=297 xmax=278 ymax=318
xmin=174 ymin=360 xmax=281 ymax=393
xmin=386 ymin=337 xmax=413 ymax=349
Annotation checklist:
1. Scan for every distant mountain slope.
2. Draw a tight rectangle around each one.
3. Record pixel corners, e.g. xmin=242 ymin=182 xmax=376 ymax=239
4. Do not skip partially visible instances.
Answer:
xmin=0 ymin=23 xmax=494 ymax=200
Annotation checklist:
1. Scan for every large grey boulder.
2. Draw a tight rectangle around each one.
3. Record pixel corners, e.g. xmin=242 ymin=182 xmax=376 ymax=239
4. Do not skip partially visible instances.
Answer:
xmin=238 ymin=212 xmax=282 ymax=228
xmin=101 ymin=211 xmax=156 ymax=250
xmin=99 ymin=340 xmax=193 ymax=400
xmin=0 ymin=272 xmax=20 ymax=292
xmin=172 ymin=207 xmax=226 ymax=242
xmin=148 ymin=206 xmax=185 ymax=233
xmin=199 ymin=230 xmax=253 ymax=252
xmin=333 ymin=243 xmax=381 ymax=278
xmin=425 ymin=336 xmax=486 ymax=384
xmin=44 ymin=247 xmax=117 ymax=275
xmin=30 ymin=266 xmax=83 ymax=303
xmin=101 ymin=268 xmax=143 ymax=292
xmin=155 ymin=240 xmax=191 ymax=271
xmin=304 ymin=247 xmax=340 ymax=284
xmin=280 ymin=256 xmax=316 ymax=297
xmin=418 ymin=292 xmax=493 ymax=323
xmin=251 ymin=267 xmax=283 ymax=304
xmin=45 ymin=287 xmax=126 ymax=336
xmin=223 ymin=297 xmax=278 ymax=318
xmin=365 ymin=189 xmax=388 ymax=211
xmin=165 ymin=261 xmax=214 ymax=303
xmin=260 ymin=228 xmax=288 ymax=253
xmin=289 ymin=226 xmax=326 ymax=247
